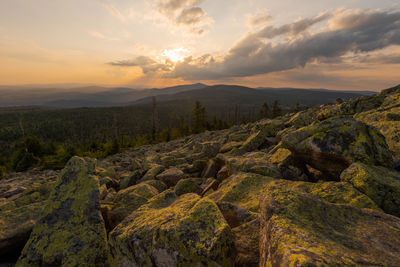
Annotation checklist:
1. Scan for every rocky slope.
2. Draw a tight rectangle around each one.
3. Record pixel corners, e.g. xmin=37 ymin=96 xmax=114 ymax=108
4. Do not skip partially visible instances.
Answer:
xmin=1 ymin=85 xmax=400 ymax=266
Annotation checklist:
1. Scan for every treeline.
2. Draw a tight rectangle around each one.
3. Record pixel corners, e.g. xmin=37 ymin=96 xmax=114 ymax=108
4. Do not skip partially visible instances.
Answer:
xmin=0 ymin=100 xmax=299 ymax=176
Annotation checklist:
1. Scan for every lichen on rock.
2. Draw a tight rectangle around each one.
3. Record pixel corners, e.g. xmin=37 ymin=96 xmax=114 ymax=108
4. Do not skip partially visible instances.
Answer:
xmin=341 ymin=162 xmax=400 ymax=217
xmin=16 ymin=157 xmax=109 ymax=267
xmin=109 ymin=193 xmax=235 ymax=266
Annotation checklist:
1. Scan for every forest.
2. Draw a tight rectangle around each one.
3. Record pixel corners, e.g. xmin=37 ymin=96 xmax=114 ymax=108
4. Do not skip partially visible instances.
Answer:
xmin=0 ymin=99 xmax=288 ymax=176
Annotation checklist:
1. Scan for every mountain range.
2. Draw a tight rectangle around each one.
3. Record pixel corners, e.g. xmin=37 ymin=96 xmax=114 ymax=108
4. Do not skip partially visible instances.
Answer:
xmin=0 ymin=83 xmax=375 ymax=108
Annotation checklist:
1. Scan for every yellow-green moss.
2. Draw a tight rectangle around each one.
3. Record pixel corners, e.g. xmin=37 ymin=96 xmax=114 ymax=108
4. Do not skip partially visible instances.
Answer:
xmin=341 ymin=163 xmax=400 ymax=217
xmin=260 ymin=181 xmax=400 ymax=266
xmin=109 ymin=193 xmax=235 ymax=266
xmin=16 ymin=157 xmax=109 ymax=267
xmin=209 ymin=172 xmax=274 ymax=212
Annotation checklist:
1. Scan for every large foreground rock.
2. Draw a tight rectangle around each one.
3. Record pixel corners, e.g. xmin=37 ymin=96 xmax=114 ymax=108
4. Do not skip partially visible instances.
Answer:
xmin=109 ymin=192 xmax=235 ymax=266
xmin=260 ymin=180 xmax=400 ymax=266
xmin=16 ymin=157 xmax=109 ymax=266
xmin=282 ymin=116 xmax=393 ymax=180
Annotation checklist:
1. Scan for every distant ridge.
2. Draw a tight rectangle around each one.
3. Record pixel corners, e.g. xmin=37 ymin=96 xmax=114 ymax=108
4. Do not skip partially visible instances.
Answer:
xmin=0 ymin=83 xmax=376 ymax=108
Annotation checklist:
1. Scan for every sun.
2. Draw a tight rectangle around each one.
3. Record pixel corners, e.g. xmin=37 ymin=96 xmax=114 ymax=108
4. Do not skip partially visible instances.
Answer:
xmin=162 ymin=47 xmax=189 ymax=63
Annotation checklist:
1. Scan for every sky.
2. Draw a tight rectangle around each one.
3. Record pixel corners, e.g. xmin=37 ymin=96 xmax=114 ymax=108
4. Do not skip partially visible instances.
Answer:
xmin=0 ymin=0 xmax=400 ymax=90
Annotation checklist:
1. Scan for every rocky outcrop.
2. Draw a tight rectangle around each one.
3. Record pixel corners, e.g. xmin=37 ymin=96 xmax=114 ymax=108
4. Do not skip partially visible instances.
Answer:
xmin=282 ymin=116 xmax=393 ymax=180
xmin=260 ymin=180 xmax=400 ymax=266
xmin=16 ymin=157 xmax=109 ymax=266
xmin=109 ymin=193 xmax=235 ymax=266
xmin=3 ymin=85 xmax=400 ymax=266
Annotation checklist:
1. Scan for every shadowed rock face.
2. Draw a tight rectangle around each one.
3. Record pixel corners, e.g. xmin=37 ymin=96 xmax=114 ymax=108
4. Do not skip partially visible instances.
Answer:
xmin=3 ymin=85 xmax=400 ymax=266
xmin=16 ymin=157 xmax=109 ymax=267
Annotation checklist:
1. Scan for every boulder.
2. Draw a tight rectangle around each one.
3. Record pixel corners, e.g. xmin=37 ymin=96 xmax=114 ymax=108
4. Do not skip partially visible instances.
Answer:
xmin=240 ymin=130 xmax=268 ymax=152
xmin=0 ymin=173 xmax=57 ymax=262
xmin=174 ymin=178 xmax=203 ymax=196
xmin=16 ymin=157 xmax=109 ymax=266
xmin=356 ymin=103 xmax=400 ymax=158
xmin=107 ymin=182 xmax=160 ymax=229
xmin=156 ymin=167 xmax=185 ymax=187
xmin=341 ymin=163 xmax=400 ymax=217
xmin=109 ymin=193 xmax=235 ymax=266
xmin=282 ymin=116 xmax=393 ymax=180
xmin=119 ymin=170 xmax=143 ymax=189
xmin=225 ymin=153 xmax=281 ymax=179
xmin=138 ymin=164 xmax=165 ymax=183
xmin=209 ymin=172 xmax=273 ymax=212
xmin=260 ymin=181 xmax=400 ymax=266
xmin=140 ymin=179 xmax=167 ymax=192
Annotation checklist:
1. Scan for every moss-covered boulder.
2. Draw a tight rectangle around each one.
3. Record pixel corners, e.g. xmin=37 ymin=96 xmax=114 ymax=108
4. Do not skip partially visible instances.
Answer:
xmin=16 ymin=157 xmax=109 ymax=266
xmin=138 ymin=164 xmax=165 ymax=183
xmin=282 ymin=116 xmax=393 ymax=180
xmin=209 ymin=172 xmax=274 ymax=212
xmin=109 ymin=193 xmax=235 ymax=266
xmin=240 ymin=128 xmax=272 ymax=152
xmin=0 ymin=172 xmax=58 ymax=262
xmin=156 ymin=167 xmax=185 ymax=187
xmin=260 ymin=181 xmax=400 ymax=266
xmin=174 ymin=178 xmax=203 ymax=196
xmin=356 ymin=104 xmax=400 ymax=158
xmin=341 ymin=163 xmax=400 ymax=217
xmin=224 ymin=152 xmax=281 ymax=179
xmin=107 ymin=182 xmax=160 ymax=229
xmin=266 ymin=179 xmax=380 ymax=210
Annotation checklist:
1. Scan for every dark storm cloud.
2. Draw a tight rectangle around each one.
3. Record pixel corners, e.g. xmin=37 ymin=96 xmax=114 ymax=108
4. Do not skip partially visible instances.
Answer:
xmin=256 ymin=13 xmax=331 ymax=38
xmin=110 ymin=9 xmax=400 ymax=80
xmin=171 ymin=9 xmax=400 ymax=79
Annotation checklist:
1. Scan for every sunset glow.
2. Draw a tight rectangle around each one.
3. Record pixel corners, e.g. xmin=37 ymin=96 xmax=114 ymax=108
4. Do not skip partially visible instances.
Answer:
xmin=0 ymin=0 xmax=399 ymax=90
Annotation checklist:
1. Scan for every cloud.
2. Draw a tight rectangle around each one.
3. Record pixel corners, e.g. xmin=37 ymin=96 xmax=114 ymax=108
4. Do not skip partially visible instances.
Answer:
xmin=176 ymin=7 xmax=206 ymax=25
xmin=155 ymin=0 xmax=204 ymax=14
xmin=108 ymin=56 xmax=171 ymax=73
xmin=248 ymin=9 xmax=272 ymax=27
xmin=110 ymin=9 xmax=400 ymax=81
xmin=353 ymin=53 xmax=400 ymax=64
xmin=102 ymin=3 xmax=125 ymax=21
xmin=154 ymin=0 xmax=212 ymax=35
xmin=256 ymin=12 xmax=331 ymax=39
xmin=170 ymin=9 xmax=400 ymax=79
